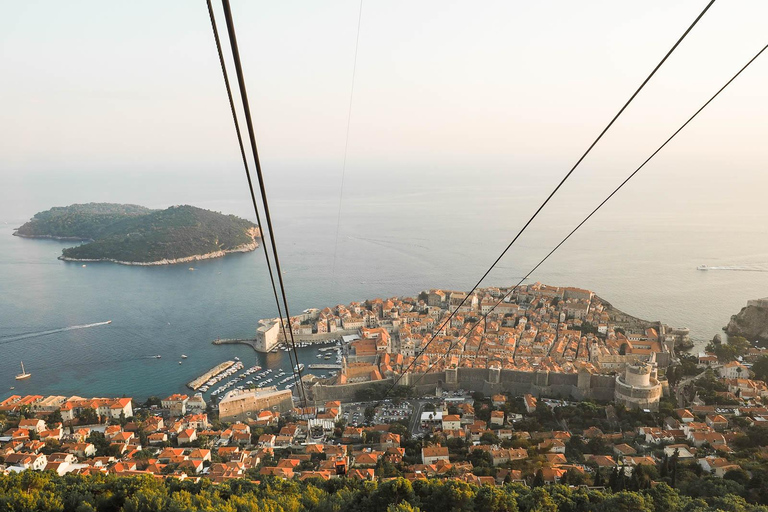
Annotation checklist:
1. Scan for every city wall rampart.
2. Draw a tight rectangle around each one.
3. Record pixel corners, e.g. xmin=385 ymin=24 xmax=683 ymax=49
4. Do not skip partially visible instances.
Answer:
xmin=309 ymin=367 xmax=616 ymax=403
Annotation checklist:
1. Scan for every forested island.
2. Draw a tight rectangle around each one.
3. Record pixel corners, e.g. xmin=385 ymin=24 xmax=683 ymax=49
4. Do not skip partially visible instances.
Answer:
xmin=14 ymin=203 xmax=260 ymax=265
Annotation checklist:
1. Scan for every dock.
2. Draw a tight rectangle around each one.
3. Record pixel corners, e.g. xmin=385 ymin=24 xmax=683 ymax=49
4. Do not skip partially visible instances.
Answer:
xmin=187 ymin=361 xmax=235 ymax=390
xmin=308 ymin=364 xmax=342 ymax=370
xmin=212 ymin=338 xmax=255 ymax=345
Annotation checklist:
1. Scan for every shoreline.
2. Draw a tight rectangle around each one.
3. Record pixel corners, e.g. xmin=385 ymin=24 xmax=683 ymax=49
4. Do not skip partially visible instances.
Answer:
xmin=13 ymin=232 xmax=92 ymax=242
xmin=57 ymin=227 xmax=261 ymax=266
xmin=57 ymin=241 xmax=259 ymax=266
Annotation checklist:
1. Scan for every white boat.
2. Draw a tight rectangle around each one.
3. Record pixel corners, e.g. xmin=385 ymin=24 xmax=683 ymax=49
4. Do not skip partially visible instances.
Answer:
xmin=181 ymin=354 xmax=188 ymax=359
xmin=697 ymin=265 xmax=708 ymax=271
xmin=155 ymin=355 xmax=161 ymax=359
xmin=15 ymin=361 xmax=31 ymax=380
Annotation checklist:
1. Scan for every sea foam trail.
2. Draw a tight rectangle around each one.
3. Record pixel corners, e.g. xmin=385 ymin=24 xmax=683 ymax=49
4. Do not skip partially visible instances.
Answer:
xmin=703 ymin=266 xmax=768 ymax=272
xmin=0 ymin=321 xmax=111 ymax=343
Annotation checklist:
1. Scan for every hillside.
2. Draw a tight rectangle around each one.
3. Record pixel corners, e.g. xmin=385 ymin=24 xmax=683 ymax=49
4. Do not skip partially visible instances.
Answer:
xmin=13 ymin=202 xmax=154 ymax=240
xmin=14 ymin=203 xmax=260 ymax=265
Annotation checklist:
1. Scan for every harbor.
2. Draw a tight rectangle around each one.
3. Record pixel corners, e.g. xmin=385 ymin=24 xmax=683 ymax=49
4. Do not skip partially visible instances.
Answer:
xmin=186 ymin=361 xmax=236 ymax=390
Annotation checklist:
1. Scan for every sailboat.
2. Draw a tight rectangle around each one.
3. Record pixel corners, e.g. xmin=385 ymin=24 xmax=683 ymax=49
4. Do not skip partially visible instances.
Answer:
xmin=15 ymin=361 xmax=31 ymax=380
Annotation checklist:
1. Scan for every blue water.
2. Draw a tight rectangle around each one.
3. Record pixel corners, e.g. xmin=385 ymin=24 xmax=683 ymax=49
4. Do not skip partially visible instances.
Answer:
xmin=2 ymin=166 xmax=768 ymax=401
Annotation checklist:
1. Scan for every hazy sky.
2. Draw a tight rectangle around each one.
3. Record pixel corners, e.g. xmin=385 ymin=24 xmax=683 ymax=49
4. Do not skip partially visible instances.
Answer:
xmin=1 ymin=1 xmax=766 ymax=217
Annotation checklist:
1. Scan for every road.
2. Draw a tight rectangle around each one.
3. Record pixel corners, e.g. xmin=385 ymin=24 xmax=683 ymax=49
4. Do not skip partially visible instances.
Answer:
xmin=675 ymin=369 xmax=709 ymax=408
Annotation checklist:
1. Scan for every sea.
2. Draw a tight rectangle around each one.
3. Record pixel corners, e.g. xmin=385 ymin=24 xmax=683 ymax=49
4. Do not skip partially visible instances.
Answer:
xmin=2 ymin=164 xmax=768 ymax=402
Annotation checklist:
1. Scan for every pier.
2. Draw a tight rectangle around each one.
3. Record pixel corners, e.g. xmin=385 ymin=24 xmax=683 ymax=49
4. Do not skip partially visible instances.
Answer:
xmin=308 ymin=364 xmax=342 ymax=370
xmin=187 ymin=361 xmax=235 ymax=390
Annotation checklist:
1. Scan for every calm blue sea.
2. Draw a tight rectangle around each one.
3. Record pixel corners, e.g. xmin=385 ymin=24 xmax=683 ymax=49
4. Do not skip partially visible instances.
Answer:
xmin=2 ymin=165 xmax=768 ymax=401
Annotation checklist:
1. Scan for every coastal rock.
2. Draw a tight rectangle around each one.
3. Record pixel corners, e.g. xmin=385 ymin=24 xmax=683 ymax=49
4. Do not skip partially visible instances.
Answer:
xmin=725 ymin=302 xmax=768 ymax=342
xmin=712 ymin=333 xmax=722 ymax=345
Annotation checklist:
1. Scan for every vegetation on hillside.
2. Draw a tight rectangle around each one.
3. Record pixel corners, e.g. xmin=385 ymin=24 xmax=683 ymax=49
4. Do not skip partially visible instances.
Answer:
xmin=14 ymin=203 xmax=259 ymax=263
xmin=14 ymin=203 xmax=154 ymax=239
xmin=1 ymin=472 xmax=767 ymax=512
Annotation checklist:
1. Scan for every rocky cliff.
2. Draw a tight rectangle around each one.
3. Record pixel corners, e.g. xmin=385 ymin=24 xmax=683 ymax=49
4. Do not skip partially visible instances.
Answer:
xmin=725 ymin=303 xmax=768 ymax=342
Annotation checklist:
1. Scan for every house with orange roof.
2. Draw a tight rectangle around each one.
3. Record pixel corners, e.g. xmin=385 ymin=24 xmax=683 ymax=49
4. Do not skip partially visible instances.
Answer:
xmin=39 ymin=427 xmax=63 ymax=441
xmin=63 ymin=442 xmax=96 ymax=458
xmin=442 ymin=414 xmax=461 ymax=431
xmin=5 ymin=452 xmax=48 ymax=471
xmin=183 ymin=413 xmax=210 ymax=430
xmin=178 ymin=459 xmax=204 ymax=474
xmin=142 ymin=416 xmax=164 ymax=432
xmin=491 ymin=394 xmax=507 ymax=407
xmin=490 ymin=410 xmax=505 ymax=426
xmin=298 ymin=470 xmax=332 ymax=481
xmin=260 ymin=466 xmax=294 ymax=479
xmin=613 ymin=443 xmax=637 ymax=457
xmin=348 ymin=468 xmax=375 ymax=480
xmin=177 ymin=429 xmax=197 ymax=445
xmin=422 ymin=445 xmax=449 ymax=464
xmin=157 ymin=448 xmax=185 ymax=463
xmin=147 ymin=432 xmax=168 ymax=445
xmin=524 ymin=394 xmax=537 ymax=413
xmin=706 ymin=414 xmax=729 ymax=431
xmin=354 ymin=451 xmax=382 ymax=467
xmin=161 ymin=394 xmax=189 ymax=417
xmin=539 ymin=438 xmax=566 ymax=454
xmin=379 ymin=432 xmax=401 ymax=449
xmin=217 ymin=446 xmax=240 ymax=461
xmin=690 ymin=431 xmax=726 ymax=448
xmin=258 ymin=434 xmax=276 ymax=447
xmin=18 ymin=418 xmax=46 ymax=433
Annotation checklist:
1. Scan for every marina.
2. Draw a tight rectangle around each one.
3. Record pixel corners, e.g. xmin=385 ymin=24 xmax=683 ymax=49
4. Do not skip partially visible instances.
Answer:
xmin=186 ymin=360 xmax=236 ymax=390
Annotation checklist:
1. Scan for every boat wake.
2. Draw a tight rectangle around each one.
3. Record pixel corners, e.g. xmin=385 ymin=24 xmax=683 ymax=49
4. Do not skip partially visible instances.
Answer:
xmin=0 ymin=321 xmax=112 ymax=344
xmin=699 ymin=265 xmax=768 ymax=272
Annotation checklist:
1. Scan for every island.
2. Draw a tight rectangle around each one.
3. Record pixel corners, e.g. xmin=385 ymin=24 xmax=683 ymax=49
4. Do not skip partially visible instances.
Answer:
xmin=13 ymin=203 xmax=260 ymax=265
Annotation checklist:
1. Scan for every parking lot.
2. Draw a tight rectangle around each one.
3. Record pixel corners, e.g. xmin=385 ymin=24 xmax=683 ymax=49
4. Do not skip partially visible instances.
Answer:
xmin=342 ymin=401 xmax=413 ymax=427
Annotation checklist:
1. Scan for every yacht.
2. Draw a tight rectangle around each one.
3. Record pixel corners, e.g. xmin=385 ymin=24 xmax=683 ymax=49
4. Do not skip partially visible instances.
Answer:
xmin=15 ymin=361 xmax=31 ymax=380
xmin=181 ymin=354 xmax=188 ymax=359
xmin=697 ymin=265 xmax=709 ymax=271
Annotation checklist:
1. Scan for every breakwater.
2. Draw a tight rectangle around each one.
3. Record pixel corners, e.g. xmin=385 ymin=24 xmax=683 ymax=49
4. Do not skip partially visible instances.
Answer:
xmin=187 ymin=361 xmax=235 ymax=390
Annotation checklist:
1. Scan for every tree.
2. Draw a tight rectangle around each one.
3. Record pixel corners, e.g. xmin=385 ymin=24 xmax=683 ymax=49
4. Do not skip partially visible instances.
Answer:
xmin=388 ymin=422 xmax=410 ymax=440
xmin=77 ymin=408 xmax=99 ymax=425
xmin=480 ymin=432 xmax=501 ymax=445
xmin=468 ymin=449 xmax=493 ymax=469
xmin=601 ymin=491 xmax=653 ymax=512
xmin=532 ymin=469 xmax=545 ymax=488
xmin=364 ymin=406 xmax=375 ymax=423
xmin=594 ymin=469 xmax=604 ymax=487
xmin=46 ymin=410 xmax=63 ymax=425
xmin=752 ymin=355 xmax=768 ymax=382
xmin=143 ymin=396 xmax=162 ymax=408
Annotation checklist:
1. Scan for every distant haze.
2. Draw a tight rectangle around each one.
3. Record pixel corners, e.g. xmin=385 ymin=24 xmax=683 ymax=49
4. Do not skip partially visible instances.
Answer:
xmin=1 ymin=2 xmax=768 ymax=399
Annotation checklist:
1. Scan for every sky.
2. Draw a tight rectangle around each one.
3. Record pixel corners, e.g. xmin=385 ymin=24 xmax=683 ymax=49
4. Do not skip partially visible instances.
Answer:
xmin=1 ymin=0 xmax=766 ymax=223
